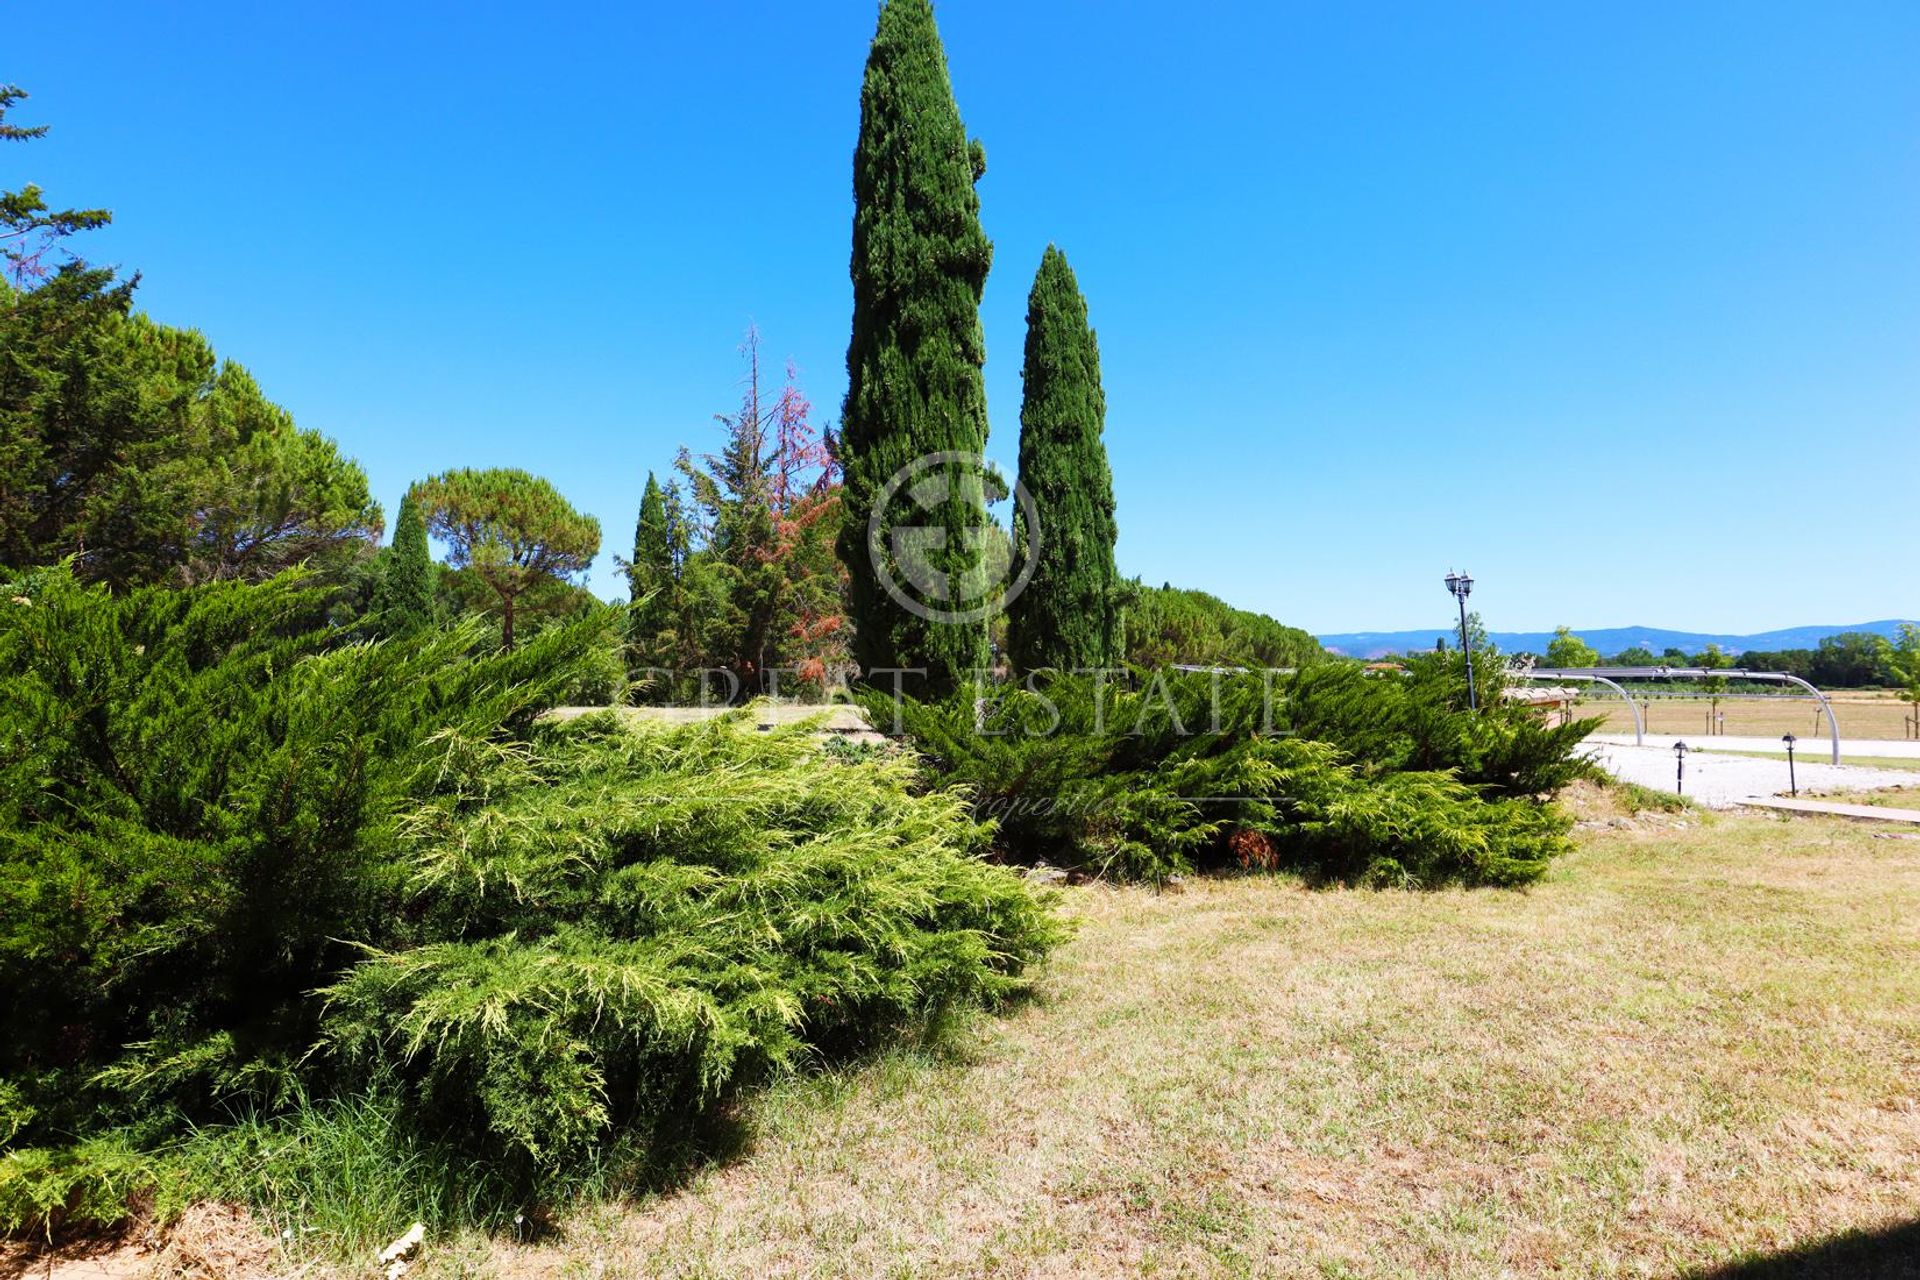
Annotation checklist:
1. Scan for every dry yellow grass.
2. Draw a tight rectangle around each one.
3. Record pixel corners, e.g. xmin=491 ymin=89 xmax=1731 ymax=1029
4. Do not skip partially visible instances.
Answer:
xmin=1580 ymin=694 xmax=1919 ymax=741
xmin=436 ymin=795 xmax=1920 ymax=1280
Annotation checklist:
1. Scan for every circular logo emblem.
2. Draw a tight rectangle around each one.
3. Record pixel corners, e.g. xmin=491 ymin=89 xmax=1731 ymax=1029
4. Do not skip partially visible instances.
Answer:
xmin=866 ymin=451 xmax=1040 ymax=625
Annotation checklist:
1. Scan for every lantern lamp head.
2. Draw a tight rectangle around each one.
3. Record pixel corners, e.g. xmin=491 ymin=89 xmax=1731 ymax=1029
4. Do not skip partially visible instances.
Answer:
xmin=1673 ymin=740 xmax=1689 ymax=757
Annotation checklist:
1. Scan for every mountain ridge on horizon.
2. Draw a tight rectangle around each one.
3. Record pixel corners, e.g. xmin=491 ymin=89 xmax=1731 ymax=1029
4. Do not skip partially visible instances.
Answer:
xmin=1317 ymin=619 xmax=1915 ymax=660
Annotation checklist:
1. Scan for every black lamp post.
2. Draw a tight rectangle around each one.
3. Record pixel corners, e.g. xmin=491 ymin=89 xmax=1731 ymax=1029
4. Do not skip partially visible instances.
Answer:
xmin=1444 ymin=570 xmax=1477 ymax=711
xmin=1673 ymin=740 xmax=1689 ymax=796
xmin=1782 ymin=733 xmax=1798 ymax=797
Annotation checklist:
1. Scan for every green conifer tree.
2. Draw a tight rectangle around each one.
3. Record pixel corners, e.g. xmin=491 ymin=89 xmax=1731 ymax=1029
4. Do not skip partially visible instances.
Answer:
xmin=628 ymin=472 xmax=674 ymax=605
xmin=1008 ymin=246 xmax=1118 ymax=672
xmin=838 ymin=0 xmax=994 ymax=691
xmin=371 ymin=487 xmax=433 ymax=631
xmin=625 ymin=472 xmax=678 ymax=677
xmin=414 ymin=467 xmax=600 ymax=651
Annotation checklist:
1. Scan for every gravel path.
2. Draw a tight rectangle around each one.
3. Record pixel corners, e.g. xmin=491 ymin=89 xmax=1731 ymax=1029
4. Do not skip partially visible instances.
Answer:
xmin=1585 ymin=742 xmax=1918 ymax=809
xmin=1588 ymin=732 xmax=1920 ymax=761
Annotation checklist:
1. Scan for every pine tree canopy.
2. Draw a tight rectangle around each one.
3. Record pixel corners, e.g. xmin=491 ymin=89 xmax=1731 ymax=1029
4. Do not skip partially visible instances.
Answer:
xmin=0 ymin=276 xmax=382 ymax=588
xmin=414 ymin=467 xmax=599 ymax=650
xmin=838 ymin=0 xmax=994 ymax=692
xmin=1008 ymin=245 xmax=1118 ymax=673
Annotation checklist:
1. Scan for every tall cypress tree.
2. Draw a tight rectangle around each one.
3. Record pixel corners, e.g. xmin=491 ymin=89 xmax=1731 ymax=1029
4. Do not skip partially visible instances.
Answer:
xmin=628 ymin=472 xmax=673 ymax=606
xmin=839 ymin=0 xmax=994 ymax=690
xmin=371 ymin=487 xmax=433 ymax=632
xmin=625 ymin=471 xmax=677 ymax=673
xmin=1008 ymin=246 xmax=1118 ymax=672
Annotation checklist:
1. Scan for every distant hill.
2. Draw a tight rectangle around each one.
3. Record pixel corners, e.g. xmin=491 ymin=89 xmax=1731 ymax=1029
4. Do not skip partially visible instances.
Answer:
xmin=1318 ymin=620 xmax=1915 ymax=660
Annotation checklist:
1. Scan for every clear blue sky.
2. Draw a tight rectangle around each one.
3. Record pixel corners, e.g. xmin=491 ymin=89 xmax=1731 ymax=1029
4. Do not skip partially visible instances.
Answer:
xmin=10 ymin=2 xmax=1917 ymax=634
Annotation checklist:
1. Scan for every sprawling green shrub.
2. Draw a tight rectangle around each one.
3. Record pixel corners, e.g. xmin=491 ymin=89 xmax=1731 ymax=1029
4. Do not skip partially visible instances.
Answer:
xmin=0 ymin=572 xmax=1059 ymax=1234
xmin=0 ymin=565 xmax=610 ymax=1226
xmin=320 ymin=712 xmax=1061 ymax=1171
xmin=1282 ymin=656 xmax=1600 ymax=797
xmin=873 ymin=669 xmax=1576 ymax=887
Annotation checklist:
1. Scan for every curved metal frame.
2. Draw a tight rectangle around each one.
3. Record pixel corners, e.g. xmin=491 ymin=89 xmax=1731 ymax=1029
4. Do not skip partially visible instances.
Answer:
xmin=1522 ymin=667 xmax=1841 ymax=764
xmin=1768 ymin=673 xmax=1842 ymax=764
xmin=1515 ymin=671 xmax=1646 ymax=744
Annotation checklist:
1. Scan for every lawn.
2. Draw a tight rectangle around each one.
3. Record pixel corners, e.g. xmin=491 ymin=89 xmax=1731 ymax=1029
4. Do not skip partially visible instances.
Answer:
xmin=437 ymin=790 xmax=1920 ymax=1280
xmin=1709 ymin=749 xmax=1920 ymax=774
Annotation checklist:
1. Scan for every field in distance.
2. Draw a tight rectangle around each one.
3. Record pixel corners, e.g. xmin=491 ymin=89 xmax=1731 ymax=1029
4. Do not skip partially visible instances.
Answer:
xmin=1578 ymin=693 xmax=1917 ymax=741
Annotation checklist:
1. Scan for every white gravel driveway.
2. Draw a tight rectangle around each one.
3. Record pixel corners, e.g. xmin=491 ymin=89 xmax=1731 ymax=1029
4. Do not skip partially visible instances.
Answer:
xmin=1583 ymin=743 xmax=1918 ymax=810
xmin=1587 ymin=732 xmax=1920 ymax=762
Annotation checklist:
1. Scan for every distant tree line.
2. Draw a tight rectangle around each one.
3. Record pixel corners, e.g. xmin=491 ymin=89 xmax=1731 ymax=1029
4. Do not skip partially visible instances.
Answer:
xmin=1705 ymin=631 xmax=1903 ymax=688
xmin=1539 ymin=627 xmax=1919 ymax=691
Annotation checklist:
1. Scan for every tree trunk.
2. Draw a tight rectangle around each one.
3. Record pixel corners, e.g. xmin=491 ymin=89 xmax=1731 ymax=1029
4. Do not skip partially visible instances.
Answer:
xmin=502 ymin=594 xmax=516 ymax=651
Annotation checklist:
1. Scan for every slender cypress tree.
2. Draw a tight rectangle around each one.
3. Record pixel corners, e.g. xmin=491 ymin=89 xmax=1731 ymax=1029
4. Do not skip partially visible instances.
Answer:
xmin=838 ymin=0 xmax=994 ymax=691
xmin=628 ymin=472 xmax=673 ymax=605
xmin=1008 ymin=246 xmax=1119 ymax=672
xmin=625 ymin=472 xmax=677 ymax=676
xmin=371 ymin=487 xmax=433 ymax=632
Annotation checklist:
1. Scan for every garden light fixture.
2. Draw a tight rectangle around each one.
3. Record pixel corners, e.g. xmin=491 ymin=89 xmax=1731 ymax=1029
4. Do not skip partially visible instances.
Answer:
xmin=1444 ymin=570 xmax=1477 ymax=711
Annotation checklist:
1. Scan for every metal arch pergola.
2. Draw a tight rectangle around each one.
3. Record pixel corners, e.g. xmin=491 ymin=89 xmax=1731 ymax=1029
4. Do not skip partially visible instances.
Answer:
xmin=1519 ymin=667 xmax=1843 ymax=765
xmin=1519 ymin=670 xmax=1647 ymax=743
